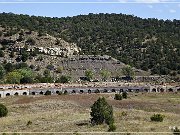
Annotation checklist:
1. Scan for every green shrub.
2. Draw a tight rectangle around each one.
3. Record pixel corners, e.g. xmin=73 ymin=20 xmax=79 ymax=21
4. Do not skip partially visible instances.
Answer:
xmin=90 ymin=97 xmax=114 ymax=125
xmin=108 ymin=123 xmax=116 ymax=132
xmin=114 ymin=94 xmax=122 ymax=100
xmin=122 ymin=92 xmax=127 ymax=99
xmin=150 ymin=114 xmax=165 ymax=122
xmin=173 ymin=127 xmax=180 ymax=135
xmin=121 ymin=111 xmax=127 ymax=116
xmin=27 ymin=120 xmax=32 ymax=126
xmin=0 ymin=104 xmax=8 ymax=117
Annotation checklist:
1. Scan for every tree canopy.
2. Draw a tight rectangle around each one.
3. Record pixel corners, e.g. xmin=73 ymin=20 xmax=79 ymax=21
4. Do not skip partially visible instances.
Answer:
xmin=0 ymin=12 xmax=180 ymax=75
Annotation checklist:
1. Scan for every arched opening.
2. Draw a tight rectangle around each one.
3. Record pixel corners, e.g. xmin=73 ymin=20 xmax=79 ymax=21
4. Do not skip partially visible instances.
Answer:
xmin=128 ymin=89 xmax=132 ymax=92
xmin=32 ymin=92 xmax=35 ymax=95
xmin=103 ymin=89 xmax=108 ymax=93
xmin=72 ymin=90 xmax=76 ymax=94
xmin=144 ymin=89 xmax=148 ymax=92
xmin=111 ymin=89 xmax=116 ymax=92
xmin=177 ymin=88 xmax=180 ymax=92
xmin=160 ymin=88 xmax=164 ymax=92
xmin=80 ymin=90 xmax=84 ymax=93
xmin=135 ymin=89 xmax=139 ymax=93
xmin=44 ymin=90 xmax=51 ymax=95
xmin=14 ymin=92 xmax=19 ymax=96
xmin=39 ymin=91 xmax=43 ymax=95
xmin=120 ymin=89 xmax=124 ymax=93
xmin=56 ymin=91 xmax=60 ymax=94
xmin=23 ymin=92 xmax=27 ymax=95
xmin=0 ymin=94 xmax=1 ymax=98
xmin=64 ymin=90 xmax=68 ymax=94
xmin=6 ymin=93 xmax=10 ymax=96
xmin=152 ymin=88 xmax=156 ymax=92
xmin=95 ymin=89 xmax=100 ymax=93
xmin=88 ymin=89 xmax=91 ymax=94
xmin=168 ymin=88 xmax=173 ymax=92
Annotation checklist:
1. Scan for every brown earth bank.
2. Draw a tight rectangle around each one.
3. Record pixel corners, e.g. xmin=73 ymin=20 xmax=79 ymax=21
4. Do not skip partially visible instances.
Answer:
xmin=0 ymin=92 xmax=179 ymax=134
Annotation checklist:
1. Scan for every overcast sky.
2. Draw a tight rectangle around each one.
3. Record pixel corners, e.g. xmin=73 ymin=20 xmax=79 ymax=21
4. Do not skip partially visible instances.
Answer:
xmin=0 ymin=0 xmax=179 ymax=20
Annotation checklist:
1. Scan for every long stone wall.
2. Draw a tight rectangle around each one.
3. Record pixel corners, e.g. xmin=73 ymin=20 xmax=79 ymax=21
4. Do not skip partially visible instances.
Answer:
xmin=0 ymin=84 xmax=179 ymax=98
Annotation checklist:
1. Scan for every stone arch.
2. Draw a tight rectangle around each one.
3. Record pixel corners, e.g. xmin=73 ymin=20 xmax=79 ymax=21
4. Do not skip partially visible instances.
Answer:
xmin=80 ymin=90 xmax=84 ymax=93
xmin=23 ymin=92 xmax=27 ymax=95
xmin=14 ymin=92 xmax=19 ymax=96
xmin=39 ymin=91 xmax=43 ymax=95
xmin=111 ymin=89 xmax=116 ymax=92
xmin=135 ymin=89 xmax=140 ymax=93
xmin=95 ymin=89 xmax=100 ymax=93
xmin=168 ymin=88 xmax=173 ymax=92
xmin=160 ymin=88 xmax=165 ymax=92
xmin=72 ymin=90 xmax=76 ymax=94
xmin=32 ymin=92 xmax=35 ymax=95
xmin=128 ymin=89 xmax=132 ymax=92
xmin=144 ymin=89 xmax=148 ymax=92
xmin=152 ymin=88 xmax=156 ymax=92
xmin=6 ymin=93 xmax=10 ymax=96
xmin=103 ymin=89 xmax=108 ymax=93
xmin=56 ymin=91 xmax=60 ymax=94
xmin=120 ymin=89 xmax=124 ymax=93
xmin=88 ymin=89 xmax=91 ymax=94
xmin=64 ymin=90 xmax=68 ymax=94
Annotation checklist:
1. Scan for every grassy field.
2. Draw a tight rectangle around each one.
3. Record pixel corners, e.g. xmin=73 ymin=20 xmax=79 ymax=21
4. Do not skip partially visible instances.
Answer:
xmin=0 ymin=92 xmax=179 ymax=135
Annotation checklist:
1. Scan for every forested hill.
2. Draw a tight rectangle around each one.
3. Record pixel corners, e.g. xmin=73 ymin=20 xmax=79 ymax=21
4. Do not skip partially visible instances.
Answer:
xmin=0 ymin=12 xmax=180 ymax=75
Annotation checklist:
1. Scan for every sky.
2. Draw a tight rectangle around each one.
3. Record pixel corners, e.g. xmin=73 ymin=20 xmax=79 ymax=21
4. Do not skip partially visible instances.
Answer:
xmin=0 ymin=0 xmax=180 ymax=20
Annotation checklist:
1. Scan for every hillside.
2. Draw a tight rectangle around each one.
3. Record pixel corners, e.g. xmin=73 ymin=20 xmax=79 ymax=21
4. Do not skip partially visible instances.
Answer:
xmin=0 ymin=12 xmax=179 ymax=76
xmin=0 ymin=27 xmax=150 ymax=83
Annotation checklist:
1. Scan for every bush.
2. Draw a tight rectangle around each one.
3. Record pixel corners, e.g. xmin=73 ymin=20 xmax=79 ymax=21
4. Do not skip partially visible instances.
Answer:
xmin=55 ymin=75 xmax=71 ymax=83
xmin=150 ymin=114 xmax=165 ymax=122
xmin=46 ymin=64 xmax=54 ymax=70
xmin=0 ymin=104 xmax=8 ymax=117
xmin=90 ymin=97 xmax=114 ymax=125
xmin=114 ymin=94 xmax=122 ymax=100
xmin=27 ymin=120 xmax=32 ymax=126
xmin=108 ymin=123 xmax=116 ymax=132
xmin=122 ymin=92 xmax=127 ymax=99
xmin=0 ymin=50 xmax=5 ymax=57
xmin=173 ymin=127 xmax=180 ymax=135
xmin=26 ymin=38 xmax=35 ymax=45
xmin=44 ymin=90 xmax=51 ymax=95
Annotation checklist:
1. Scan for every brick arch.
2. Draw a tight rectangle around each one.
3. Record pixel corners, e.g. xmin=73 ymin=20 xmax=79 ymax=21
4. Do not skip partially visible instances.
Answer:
xmin=88 ymin=89 xmax=91 ymax=93
xmin=6 ymin=93 xmax=10 ymax=96
xmin=39 ymin=91 xmax=43 ymax=95
xmin=23 ymin=92 xmax=27 ymax=95
xmin=168 ymin=88 xmax=173 ymax=92
xmin=72 ymin=90 xmax=76 ymax=94
xmin=80 ymin=90 xmax=84 ymax=93
xmin=152 ymin=88 xmax=156 ymax=92
xmin=14 ymin=92 xmax=19 ymax=96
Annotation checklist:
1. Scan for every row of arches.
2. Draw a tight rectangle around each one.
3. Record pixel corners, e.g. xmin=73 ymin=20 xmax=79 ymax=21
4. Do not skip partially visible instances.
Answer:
xmin=0 ymin=92 xmax=28 ymax=97
xmin=151 ymin=88 xmax=175 ymax=92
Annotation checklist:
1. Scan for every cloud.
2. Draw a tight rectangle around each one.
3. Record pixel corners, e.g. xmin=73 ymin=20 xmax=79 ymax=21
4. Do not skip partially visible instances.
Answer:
xmin=178 ymin=4 xmax=180 ymax=7
xmin=169 ymin=9 xmax=176 ymax=13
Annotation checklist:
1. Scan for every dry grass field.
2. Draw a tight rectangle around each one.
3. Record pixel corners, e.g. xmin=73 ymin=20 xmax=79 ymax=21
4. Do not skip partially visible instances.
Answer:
xmin=0 ymin=92 xmax=180 ymax=135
